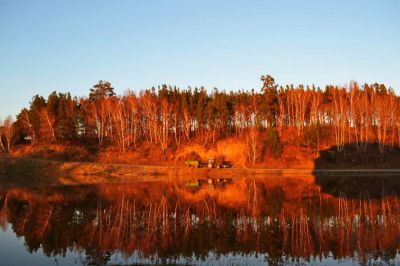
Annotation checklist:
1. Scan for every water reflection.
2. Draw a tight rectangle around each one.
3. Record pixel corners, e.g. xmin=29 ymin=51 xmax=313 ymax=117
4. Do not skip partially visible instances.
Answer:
xmin=1 ymin=176 xmax=400 ymax=265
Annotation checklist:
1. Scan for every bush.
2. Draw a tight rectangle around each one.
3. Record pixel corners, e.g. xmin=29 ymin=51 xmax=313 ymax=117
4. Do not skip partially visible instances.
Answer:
xmin=177 ymin=151 xmax=202 ymax=161
xmin=263 ymin=128 xmax=283 ymax=158
xmin=323 ymin=150 xmax=336 ymax=163
xmin=302 ymin=123 xmax=328 ymax=149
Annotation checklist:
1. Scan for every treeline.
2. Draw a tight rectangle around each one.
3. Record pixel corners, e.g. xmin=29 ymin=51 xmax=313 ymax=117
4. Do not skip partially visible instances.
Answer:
xmin=1 ymin=76 xmax=399 ymax=164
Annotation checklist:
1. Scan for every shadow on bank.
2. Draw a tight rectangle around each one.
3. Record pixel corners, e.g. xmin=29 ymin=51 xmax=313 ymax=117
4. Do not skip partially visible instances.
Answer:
xmin=313 ymin=143 xmax=400 ymax=198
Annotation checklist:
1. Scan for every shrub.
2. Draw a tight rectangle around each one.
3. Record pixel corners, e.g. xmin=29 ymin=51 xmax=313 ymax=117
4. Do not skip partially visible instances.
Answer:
xmin=178 ymin=151 xmax=202 ymax=161
xmin=263 ymin=128 xmax=283 ymax=158
xmin=302 ymin=122 xmax=328 ymax=149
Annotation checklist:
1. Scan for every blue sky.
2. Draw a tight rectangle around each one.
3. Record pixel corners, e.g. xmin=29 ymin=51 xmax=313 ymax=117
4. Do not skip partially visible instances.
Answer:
xmin=0 ymin=0 xmax=399 ymax=118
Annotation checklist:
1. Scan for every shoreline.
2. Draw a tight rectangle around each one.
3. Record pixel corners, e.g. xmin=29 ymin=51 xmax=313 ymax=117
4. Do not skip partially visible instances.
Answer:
xmin=2 ymin=155 xmax=400 ymax=187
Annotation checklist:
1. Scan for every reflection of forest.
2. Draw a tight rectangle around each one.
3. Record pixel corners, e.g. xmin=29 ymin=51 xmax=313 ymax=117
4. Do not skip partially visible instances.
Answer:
xmin=1 ymin=176 xmax=400 ymax=265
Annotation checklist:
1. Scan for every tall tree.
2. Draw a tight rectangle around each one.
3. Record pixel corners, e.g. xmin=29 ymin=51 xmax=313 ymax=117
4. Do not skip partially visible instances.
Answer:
xmin=2 ymin=116 xmax=14 ymax=152
xmin=261 ymin=75 xmax=278 ymax=127
xmin=0 ymin=118 xmax=5 ymax=152
xmin=89 ymin=80 xmax=115 ymax=102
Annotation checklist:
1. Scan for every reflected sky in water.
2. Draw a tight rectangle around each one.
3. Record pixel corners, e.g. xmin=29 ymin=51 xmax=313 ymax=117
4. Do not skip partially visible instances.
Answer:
xmin=1 ymin=175 xmax=400 ymax=265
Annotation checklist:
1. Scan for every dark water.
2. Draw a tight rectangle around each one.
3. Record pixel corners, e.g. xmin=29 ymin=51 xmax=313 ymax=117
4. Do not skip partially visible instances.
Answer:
xmin=1 ymin=175 xmax=400 ymax=265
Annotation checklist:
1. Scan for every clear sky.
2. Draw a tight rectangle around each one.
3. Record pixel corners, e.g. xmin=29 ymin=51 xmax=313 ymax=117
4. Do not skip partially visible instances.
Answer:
xmin=0 ymin=0 xmax=399 ymax=118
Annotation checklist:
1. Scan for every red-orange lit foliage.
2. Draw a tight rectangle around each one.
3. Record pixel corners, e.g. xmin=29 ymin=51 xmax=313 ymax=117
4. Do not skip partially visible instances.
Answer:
xmin=2 ymin=78 xmax=399 ymax=163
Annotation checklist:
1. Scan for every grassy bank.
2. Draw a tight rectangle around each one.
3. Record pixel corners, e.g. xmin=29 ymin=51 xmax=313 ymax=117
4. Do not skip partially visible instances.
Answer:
xmin=0 ymin=155 xmax=317 ymax=187
xmin=3 ymin=153 xmax=400 ymax=188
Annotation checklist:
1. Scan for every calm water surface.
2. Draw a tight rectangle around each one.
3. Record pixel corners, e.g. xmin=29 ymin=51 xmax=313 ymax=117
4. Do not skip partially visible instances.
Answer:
xmin=1 ymin=174 xmax=400 ymax=265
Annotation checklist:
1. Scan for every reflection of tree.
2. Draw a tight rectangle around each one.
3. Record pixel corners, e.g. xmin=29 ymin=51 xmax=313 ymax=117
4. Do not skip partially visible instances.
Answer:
xmin=1 ymin=180 xmax=400 ymax=264
xmin=83 ymin=247 xmax=112 ymax=266
xmin=0 ymin=192 xmax=9 ymax=230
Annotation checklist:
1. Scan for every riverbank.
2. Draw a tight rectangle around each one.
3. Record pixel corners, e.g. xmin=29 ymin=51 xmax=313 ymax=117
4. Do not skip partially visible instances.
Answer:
xmin=8 ymin=140 xmax=400 ymax=171
xmin=0 ymin=155 xmax=315 ymax=187
xmin=3 ymin=154 xmax=400 ymax=188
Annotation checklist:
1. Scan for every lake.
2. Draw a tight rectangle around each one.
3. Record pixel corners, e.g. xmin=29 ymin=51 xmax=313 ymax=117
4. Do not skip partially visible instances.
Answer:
xmin=1 ymin=174 xmax=400 ymax=265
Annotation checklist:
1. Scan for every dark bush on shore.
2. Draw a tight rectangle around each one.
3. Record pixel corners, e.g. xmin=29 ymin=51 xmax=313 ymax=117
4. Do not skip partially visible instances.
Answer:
xmin=263 ymin=128 xmax=283 ymax=158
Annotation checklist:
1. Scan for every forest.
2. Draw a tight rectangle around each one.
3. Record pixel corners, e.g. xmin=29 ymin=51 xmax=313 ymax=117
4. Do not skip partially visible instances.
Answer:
xmin=0 ymin=75 xmax=399 ymax=165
